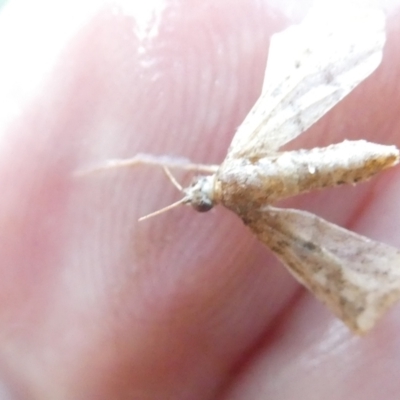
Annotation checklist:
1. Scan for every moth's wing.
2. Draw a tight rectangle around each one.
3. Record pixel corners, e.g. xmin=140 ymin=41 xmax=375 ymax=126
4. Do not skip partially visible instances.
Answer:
xmin=227 ymin=2 xmax=385 ymax=159
xmin=247 ymin=206 xmax=400 ymax=333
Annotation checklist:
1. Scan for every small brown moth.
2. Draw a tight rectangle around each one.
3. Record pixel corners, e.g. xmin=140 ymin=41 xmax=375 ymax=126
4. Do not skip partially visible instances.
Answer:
xmin=83 ymin=2 xmax=400 ymax=333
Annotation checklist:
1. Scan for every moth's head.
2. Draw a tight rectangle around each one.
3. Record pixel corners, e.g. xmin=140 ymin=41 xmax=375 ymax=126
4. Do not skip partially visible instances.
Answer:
xmin=184 ymin=175 xmax=215 ymax=212
xmin=139 ymin=173 xmax=217 ymax=221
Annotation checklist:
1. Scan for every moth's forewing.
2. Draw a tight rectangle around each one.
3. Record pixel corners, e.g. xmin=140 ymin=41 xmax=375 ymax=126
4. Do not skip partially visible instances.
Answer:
xmin=246 ymin=206 xmax=400 ymax=333
xmin=227 ymin=3 xmax=385 ymax=160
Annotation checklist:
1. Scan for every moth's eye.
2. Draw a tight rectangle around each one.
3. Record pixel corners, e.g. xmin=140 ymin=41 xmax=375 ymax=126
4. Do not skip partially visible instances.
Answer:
xmin=192 ymin=199 xmax=213 ymax=213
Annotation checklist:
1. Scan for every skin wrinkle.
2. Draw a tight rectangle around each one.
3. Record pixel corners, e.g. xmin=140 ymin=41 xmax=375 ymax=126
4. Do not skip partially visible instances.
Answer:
xmin=217 ymin=284 xmax=307 ymax=399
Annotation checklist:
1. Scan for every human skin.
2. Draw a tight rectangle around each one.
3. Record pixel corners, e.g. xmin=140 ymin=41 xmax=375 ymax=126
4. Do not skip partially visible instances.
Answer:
xmin=0 ymin=0 xmax=400 ymax=399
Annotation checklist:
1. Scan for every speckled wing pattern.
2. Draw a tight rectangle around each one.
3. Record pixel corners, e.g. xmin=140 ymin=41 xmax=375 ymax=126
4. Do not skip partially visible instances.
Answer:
xmin=248 ymin=207 xmax=400 ymax=333
xmin=224 ymin=2 xmax=400 ymax=333
xmin=226 ymin=2 xmax=386 ymax=159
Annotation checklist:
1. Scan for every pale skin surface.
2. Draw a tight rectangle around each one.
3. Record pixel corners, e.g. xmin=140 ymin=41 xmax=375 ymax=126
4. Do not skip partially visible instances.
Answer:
xmin=1 ymin=0 xmax=400 ymax=399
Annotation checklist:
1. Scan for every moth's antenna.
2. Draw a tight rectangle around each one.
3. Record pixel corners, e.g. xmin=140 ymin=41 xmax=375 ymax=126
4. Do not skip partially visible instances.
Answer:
xmin=74 ymin=154 xmax=219 ymax=177
xmin=139 ymin=197 xmax=188 ymax=221
xmin=162 ymin=166 xmax=183 ymax=191
xmin=139 ymin=166 xmax=186 ymax=221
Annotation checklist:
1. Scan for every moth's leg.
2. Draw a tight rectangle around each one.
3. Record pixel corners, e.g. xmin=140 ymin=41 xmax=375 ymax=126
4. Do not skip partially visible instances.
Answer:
xmin=74 ymin=153 xmax=219 ymax=176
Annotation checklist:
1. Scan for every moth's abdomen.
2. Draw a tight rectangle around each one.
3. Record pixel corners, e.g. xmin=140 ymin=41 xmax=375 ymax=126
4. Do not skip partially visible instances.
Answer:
xmin=218 ymin=140 xmax=399 ymax=213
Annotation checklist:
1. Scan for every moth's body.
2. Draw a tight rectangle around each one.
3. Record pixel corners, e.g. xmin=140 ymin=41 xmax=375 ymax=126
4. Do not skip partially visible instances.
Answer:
xmin=83 ymin=2 xmax=400 ymax=333
xmin=190 ymin=140 xmax=399 ymax=216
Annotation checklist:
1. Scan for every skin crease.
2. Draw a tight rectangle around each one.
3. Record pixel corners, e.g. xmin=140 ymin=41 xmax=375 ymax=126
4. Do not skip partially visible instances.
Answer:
xmin=0 ymin=0 xmax=400 ymax=399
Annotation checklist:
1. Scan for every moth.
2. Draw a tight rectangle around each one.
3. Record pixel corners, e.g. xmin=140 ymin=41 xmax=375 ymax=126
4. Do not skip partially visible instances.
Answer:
xmin=83 ymin=2 xmax=400 ymax=333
